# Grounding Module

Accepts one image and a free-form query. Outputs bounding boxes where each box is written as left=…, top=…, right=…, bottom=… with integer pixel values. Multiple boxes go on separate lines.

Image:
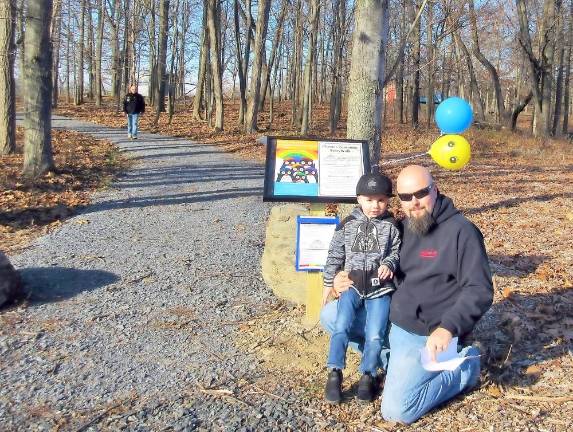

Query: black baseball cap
left=355, top=173, right=394, bottom=197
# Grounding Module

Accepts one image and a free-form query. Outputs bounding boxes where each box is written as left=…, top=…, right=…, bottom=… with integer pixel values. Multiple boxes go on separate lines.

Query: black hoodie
left=123, top=92, right=146, bottom=114
left=390, top=194, right=493, bottom=337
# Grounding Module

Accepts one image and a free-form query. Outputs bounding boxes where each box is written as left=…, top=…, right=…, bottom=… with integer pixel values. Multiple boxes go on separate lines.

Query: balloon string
left=379, top=152, right=428, bottom=165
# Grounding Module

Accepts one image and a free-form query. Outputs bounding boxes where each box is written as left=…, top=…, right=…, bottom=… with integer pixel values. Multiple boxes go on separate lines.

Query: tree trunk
left=147, top=0, right=156, bottom=106
left=259, top=0, right=287, bottom=112
left=452, top=30, right=485, bottom=122
left=109, top=1, right=120, bottom=98
left=193, top=1, right=208, bottom=120
left=153, top=0, right=169, bottom=125
left=329, top=0, right=346, bottom=133
left=552, top=11, right=566, bottom=135
left=346, top=0, right=389, bottom=169
left=95, top=0, right=104, bottom=106
left=244, top=0, right=271, bottom=134
left=301, top=0, right=320, bottom=135
left=23, top=0, right=55, bottom=178
left=75, top=0, right=85, bottom=105
left=0, top=0, right=16, bottom=155
left=563, top=1, right=573, bottom=134
left=425, top=1, right=433, bottom=128
left=515, top=0, right=558, bottom=137
left=86, top=0, right=94, bottom=100
left=409, top=0, right=420, bottom=128
left=206, top=0, right=223, bottom=130
left=50, top=1, right=62, bottom=108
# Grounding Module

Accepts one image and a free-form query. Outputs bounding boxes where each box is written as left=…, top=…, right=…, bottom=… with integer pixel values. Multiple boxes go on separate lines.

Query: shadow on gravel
left=83, top=187, right=261, bottom=213
left=19, top=267, right=120, bottom=303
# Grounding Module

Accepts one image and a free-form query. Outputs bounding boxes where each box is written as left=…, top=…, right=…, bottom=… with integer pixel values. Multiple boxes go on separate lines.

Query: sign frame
left=295, top=215, right=339, bottom=272
left=262, top=136, right=371, bottom=203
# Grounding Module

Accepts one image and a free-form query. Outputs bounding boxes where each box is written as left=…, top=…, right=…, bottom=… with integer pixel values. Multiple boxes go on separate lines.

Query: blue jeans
left=127, top=113, right=139, bottom=137
left=320, top=298, right=390, bottom=370
left=381, top=324, right=481, bottom=424
left=321, top=302, right=480, bottom=424
left=326, top=289, right=390, bottom=375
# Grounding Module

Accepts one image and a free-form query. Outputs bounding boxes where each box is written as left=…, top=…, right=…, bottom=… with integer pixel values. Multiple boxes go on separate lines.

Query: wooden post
left=304, top=202, right=325, bottom=325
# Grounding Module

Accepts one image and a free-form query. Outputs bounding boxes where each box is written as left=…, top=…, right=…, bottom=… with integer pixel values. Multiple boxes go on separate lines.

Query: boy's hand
left=378, top=265, right=393, bottom=280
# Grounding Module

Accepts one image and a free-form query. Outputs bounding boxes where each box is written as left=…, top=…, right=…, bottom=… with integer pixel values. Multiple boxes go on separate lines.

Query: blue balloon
left=435, top=97, right=473, bottom=134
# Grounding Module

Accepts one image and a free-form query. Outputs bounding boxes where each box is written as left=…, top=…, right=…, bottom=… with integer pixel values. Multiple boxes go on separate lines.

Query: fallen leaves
left=0, top=128, right=128, bottom=253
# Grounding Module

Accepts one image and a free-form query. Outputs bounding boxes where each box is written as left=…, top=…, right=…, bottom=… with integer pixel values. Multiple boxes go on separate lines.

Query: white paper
left=298, top=222, right=337, bottom=269
left=419, top=337, right=480, bottom=371
left=317, top=142, right=364, bottom=197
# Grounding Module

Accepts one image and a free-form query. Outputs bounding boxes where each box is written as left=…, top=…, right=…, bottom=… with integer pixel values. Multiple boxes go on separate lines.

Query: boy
left=321, top=173, right=401, bottom=404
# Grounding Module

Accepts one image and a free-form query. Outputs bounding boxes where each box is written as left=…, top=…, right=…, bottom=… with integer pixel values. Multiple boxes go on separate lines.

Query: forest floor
left=2, top=99, right=573, bottom=430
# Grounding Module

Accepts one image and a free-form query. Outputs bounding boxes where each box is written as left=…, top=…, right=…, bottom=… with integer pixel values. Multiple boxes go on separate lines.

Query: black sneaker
left=356, top=373, right=376, bottom=403
left=325, top=369, right=342, bottom=404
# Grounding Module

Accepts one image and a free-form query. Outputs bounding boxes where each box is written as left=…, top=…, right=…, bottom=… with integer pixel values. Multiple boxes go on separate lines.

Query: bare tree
left=301, top=0, right=320, bottom=135
left=470, top=0, right=531, bottom=130
left=75, top=0, right=85, bottom=105
left=515, top=0, right=560, bottom=137
left=153, top=0, right=169, bottom=125
left=193, top=1, right=208, bottom=120
left=95, top=0, right=104, bottom=106
left=346, top=0, right=390, bottom=168
left=23, top=0, right=55, bottom=178
left=206, top=0, right=223, bottom=130
left=0, top=0, right=16, bottom=155
left=244, top=0, right=272, bottom=133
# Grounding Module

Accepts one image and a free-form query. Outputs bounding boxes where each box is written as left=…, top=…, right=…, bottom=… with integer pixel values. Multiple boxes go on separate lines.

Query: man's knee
left=381, top=398, right=420, bottom=425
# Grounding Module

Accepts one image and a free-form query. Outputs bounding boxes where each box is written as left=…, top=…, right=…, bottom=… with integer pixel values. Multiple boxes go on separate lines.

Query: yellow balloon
left=428, top=134, right=471, bottom=171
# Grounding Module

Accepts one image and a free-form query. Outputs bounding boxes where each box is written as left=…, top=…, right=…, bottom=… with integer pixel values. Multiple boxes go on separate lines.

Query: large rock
left=0, top=251, right=22, bottom=308
left=261, top=204, right=308, bottom=304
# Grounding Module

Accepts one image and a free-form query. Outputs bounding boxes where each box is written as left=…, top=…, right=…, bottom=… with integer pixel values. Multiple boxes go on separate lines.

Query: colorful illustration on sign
left=274, top=140, right=320, bottom=196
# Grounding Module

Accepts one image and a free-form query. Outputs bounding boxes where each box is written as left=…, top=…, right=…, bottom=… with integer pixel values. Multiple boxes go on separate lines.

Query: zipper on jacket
left=363, top=219, right=369, bottom=297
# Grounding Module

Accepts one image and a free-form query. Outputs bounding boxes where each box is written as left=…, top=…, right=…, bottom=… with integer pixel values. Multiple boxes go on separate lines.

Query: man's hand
left=378, top=264, right=394, bottom=281
left=425, top=327, right=453, bottom=362
left=332, top=271, right=352, bottom=297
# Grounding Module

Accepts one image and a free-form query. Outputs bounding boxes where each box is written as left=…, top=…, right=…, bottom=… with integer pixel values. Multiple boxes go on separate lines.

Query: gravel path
left=1, top=117, right=322, bottom=431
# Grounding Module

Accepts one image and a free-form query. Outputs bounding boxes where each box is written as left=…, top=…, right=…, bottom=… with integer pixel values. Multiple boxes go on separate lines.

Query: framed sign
left=295, top=216, right=339, bottom=271
left=263, top=136, right=371, bottom=203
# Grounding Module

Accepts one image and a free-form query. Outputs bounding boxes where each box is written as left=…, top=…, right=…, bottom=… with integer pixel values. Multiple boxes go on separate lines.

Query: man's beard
left=406, top=210, right=434, bottom=236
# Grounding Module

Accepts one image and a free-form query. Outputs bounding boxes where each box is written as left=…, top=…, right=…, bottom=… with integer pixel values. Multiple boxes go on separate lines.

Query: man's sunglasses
left=397, top=184, right=434, bottom=201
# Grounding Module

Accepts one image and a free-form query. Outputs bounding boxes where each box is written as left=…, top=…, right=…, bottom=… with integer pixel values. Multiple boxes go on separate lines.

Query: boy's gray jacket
left=323, top=207, right=401, bottom=299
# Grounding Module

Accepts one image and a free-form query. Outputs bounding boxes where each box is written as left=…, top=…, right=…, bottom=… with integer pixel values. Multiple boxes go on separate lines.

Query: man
left=122, top=84, right=145, bottom=139
left=320, top=165, right=493, bottom=424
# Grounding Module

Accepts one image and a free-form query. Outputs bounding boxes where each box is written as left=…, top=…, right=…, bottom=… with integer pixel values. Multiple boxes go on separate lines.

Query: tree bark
left=347, top=0, right=389, bottom=169
left=452, top=29, right=485, bottom=122
left=552, top=11, right=566, bottom=135
left=329, top=0, right=347, bottom=133
left=50, top=1, right=62, bottom=108
left=409, top=0, right=421, bottom=128
left=75, top=0, right=85, bottom=105
left=206, top=0, right=223, bottom=130
left=95, top=0, right=104, bottom=106
left=244, top=0, right=271, bottom=133
left=563, top=1, right=573, bottom=134
left=425, top=1, right=433, bottom=127
left=0, top=0, right=16, bottom=155
left=301, top=0, right=320, bottom=135
left=193, top=0, right=208, bottom=120
left=23, top=0, right=55, bottom=178
left=515, top=0, right=559, bottom=137
left=153, top=0, right=169, bottom=125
